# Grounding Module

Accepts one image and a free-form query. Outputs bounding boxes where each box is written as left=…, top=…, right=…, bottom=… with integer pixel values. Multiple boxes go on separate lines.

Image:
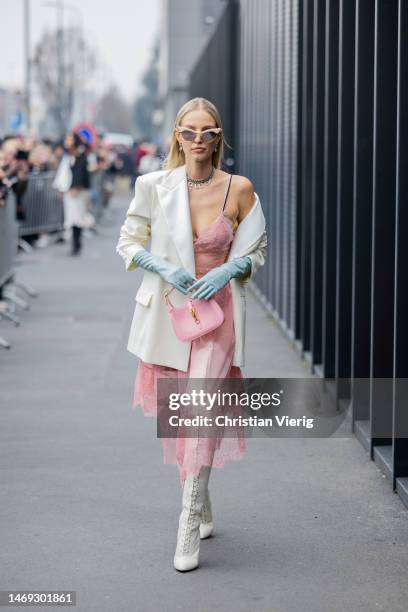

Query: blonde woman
left=116, top=97, right=267, bottom=571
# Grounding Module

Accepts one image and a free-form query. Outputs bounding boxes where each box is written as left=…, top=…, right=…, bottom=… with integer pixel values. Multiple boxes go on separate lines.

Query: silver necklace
left=186, top=166, right=215, bottom=189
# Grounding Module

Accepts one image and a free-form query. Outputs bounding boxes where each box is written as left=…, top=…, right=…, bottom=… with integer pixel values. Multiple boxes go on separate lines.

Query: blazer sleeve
left=240, top=229, right=268, bottom=284
left=115, top=175, right=152, bottom=272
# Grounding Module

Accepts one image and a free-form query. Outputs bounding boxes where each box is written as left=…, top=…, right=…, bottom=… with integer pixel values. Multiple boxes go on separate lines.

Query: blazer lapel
left=156, top=163, right=266, bottom=277
left=156, top=164, right=196, bottom=277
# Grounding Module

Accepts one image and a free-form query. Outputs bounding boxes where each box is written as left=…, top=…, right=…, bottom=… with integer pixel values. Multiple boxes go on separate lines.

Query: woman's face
left=64, top=133, right=75, bottom=150
left=175, top=109, right=221, bottom=163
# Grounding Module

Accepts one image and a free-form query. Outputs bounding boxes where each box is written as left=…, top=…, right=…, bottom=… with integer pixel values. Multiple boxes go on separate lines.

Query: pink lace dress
left=132, top=178, right=246, bottom=482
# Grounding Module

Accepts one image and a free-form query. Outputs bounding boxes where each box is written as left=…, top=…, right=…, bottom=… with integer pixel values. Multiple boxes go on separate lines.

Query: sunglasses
left=175, top=125, right=222, bottom=143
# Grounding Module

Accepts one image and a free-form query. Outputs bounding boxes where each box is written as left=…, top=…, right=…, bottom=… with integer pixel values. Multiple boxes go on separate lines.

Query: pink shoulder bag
left=163, top=286, right=224, bottom=342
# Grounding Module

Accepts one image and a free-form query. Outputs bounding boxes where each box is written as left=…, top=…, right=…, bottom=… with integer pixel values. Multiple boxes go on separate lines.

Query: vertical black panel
left=310, top=0, right=326, bottom=368
left=271, top=0, right=279, bottom=312
left=243, top=0, right=249, bottom=177
left=265, top=0, right=273, bottom=306
left=258, top=0, right=270, bottom=298
left=295, top=0, right=304, bottom=341
left=282, top=0, right=290, bottom=327
left=276, top=0, right=284, bottom=319
left=300, top=0, right=314, bottom=355
left=335, top=0, right=355, bottom=400
left=370, top=0, right=398, bottom=450
left=249, top=0, right=255, bottom=182
left=351, top=0, right=375, bottom=424
left=290, top=0, right=299, bottom=334
left=322, top=0, right=339, bottom=379
left=392, top=0, right=408, bottom=486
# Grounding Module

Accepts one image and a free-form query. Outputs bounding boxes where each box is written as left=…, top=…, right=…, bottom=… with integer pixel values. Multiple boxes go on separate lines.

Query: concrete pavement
left=1, top=191, right=407, bottom=612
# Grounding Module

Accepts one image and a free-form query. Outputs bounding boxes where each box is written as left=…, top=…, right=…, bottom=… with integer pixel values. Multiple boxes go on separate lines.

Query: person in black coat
left=63, top=132, right=91, bottom=255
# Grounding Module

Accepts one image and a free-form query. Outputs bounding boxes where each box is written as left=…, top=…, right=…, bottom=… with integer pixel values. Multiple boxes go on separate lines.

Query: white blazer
left=116, top=163, right=267, bottom=371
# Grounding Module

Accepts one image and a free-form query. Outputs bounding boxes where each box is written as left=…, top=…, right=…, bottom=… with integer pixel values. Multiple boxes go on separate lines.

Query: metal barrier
left=89, top=169, right=112, bottom=222
left=18, top=171, right=64, bottom=237
left=0, top=190, right=18, bottom=348
left=16, top=169, right=114, bottom=238
left=0, top=190, right=18, bottom=286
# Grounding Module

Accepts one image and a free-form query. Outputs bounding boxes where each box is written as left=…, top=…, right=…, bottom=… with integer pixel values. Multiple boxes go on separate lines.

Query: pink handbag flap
left=164, top=288, right=224, bottom=341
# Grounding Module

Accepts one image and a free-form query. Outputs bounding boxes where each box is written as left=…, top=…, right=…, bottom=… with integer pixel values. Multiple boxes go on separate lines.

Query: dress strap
left=222, top=175, right=233, bottom=212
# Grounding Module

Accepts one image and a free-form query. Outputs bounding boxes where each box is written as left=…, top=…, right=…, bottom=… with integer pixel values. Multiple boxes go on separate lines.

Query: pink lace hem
left=132, top=361, right=246, bottom=483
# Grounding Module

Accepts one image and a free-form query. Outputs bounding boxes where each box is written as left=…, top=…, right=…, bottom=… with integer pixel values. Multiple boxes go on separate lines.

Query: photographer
left=0, top=145, right=30, bottom=222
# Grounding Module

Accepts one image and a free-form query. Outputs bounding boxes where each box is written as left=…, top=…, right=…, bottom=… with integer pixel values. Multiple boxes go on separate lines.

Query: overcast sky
left=0, top=0, right=160, bottom=102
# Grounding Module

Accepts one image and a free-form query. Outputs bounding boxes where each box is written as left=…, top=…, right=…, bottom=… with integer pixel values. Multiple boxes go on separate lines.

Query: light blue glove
left=189, top=256, right=252, bottom=300
left=132, top=249, right=196, bottom=295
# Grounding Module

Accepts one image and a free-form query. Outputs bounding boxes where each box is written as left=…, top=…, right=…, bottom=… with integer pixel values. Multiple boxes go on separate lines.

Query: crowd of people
left=0, top=131, right=165, bottom=256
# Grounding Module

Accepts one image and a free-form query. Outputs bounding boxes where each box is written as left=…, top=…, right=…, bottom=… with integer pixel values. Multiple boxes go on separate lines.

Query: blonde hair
left=162, top=97, right=231, bottom=171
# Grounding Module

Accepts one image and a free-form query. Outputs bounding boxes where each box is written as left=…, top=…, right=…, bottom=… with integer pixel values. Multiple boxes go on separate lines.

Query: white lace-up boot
left=200, top=489, right=214, bottom=539
left=174, top=466, right=211, bottom=572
